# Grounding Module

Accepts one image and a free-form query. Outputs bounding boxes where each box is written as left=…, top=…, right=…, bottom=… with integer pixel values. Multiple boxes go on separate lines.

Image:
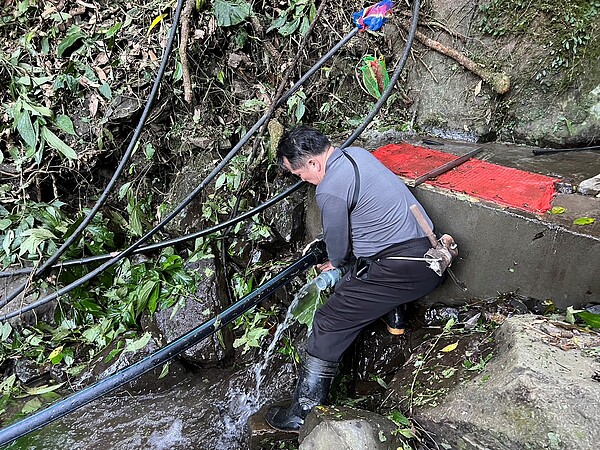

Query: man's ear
left=307, top=158, right=320, bottom=172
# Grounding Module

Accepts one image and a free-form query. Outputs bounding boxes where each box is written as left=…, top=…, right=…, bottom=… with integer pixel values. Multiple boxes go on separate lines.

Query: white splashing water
left=216, top=280, right=324, bottom=447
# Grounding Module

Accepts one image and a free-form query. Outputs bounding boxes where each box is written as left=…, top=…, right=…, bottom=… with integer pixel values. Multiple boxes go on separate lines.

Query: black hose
left=342, top=0, right=420, bottom=149
left=0, top=28, right=357, bottom=317
left=0, top=243, right=327, bottom=447
left=0, top=182, right=304, bottom=279
left=0, top=3, right=421, bottom=442
left=532, top=145, right=600, bottom=155
left=0, top=0, right=187, bottom=308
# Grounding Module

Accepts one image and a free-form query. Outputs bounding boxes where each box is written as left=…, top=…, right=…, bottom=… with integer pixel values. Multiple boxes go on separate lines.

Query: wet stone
left=423, top=304, right=460, bottom=326
left=352, top=322, right=410, bottom=381
left=14, top=358, right=48, bottom=385
left=298, top=405, right=404, bottom=450
left=146, top=258, right=233, bottom=367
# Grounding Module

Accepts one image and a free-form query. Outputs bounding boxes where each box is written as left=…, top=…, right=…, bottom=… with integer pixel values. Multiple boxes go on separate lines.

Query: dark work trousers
left=307, top=237, right=443, bottom=362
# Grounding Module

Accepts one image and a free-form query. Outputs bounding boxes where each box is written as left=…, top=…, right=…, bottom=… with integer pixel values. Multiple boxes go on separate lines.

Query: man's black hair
left=277, top=125, right=331, bottom=170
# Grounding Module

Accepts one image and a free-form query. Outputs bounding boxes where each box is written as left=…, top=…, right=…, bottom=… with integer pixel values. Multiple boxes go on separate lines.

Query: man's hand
left=317, top=261, right=335, bottom=272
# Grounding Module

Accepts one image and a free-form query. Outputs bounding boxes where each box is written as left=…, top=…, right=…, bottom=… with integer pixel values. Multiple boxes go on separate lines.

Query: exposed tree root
left=402, top=22, right=511, bottom=94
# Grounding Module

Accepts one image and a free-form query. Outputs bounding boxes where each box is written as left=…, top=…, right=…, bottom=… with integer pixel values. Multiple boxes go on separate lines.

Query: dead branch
left=402, top=22, right=511, bottom=94
left=180, top=0, right=195, bottom=104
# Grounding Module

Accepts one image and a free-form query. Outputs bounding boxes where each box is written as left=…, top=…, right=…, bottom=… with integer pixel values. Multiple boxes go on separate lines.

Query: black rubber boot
left=382, top=304, right=406, bottom=335
left=265, top=354, right=338, bottom=432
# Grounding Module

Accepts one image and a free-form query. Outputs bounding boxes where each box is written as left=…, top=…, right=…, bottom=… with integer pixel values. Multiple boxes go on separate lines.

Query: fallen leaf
left=573, top=217, right=595, bottom=226
left=88, top=94, right=99, bottom=117
left=148, top=13, right=167, bottom=34
left=474, top=80, right=482, bottom=96
left=441, top=341, right=459, bottom=352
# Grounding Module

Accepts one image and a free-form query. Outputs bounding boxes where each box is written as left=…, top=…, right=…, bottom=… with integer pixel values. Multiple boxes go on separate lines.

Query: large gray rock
left=299, top=405, right=405, bottom=450
left=145, top=258, right=233, bottom=367
left=0, top=274, right=55, bottom=326
left=414, top=314, right=600, bottom=450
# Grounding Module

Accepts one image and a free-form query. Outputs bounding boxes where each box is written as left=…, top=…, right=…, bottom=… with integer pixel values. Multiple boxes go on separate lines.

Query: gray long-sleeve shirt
left=316, top=146, right=434, bottom=267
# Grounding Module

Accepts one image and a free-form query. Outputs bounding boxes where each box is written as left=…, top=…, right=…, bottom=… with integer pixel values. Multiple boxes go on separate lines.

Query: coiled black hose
left=0, top=29, right=358, bottom=319
left=0, top=0, right=187, bottom=308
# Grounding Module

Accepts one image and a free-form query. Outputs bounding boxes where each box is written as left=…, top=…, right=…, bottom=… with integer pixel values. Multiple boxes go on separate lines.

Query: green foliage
left=287, top=89, right=306, bottom=124
left=0, top=198, right=118, bottom=267
left=387, top=410, right=416, bottom=442
left=267, top=0, right=316, bottom=36
left=233, top=306, right=273, bottom=354
left=213, top=0, right=252, bottom=27
left=117, top=182, right=154, bottom=237
left=478, top=0, right=600, bottom=76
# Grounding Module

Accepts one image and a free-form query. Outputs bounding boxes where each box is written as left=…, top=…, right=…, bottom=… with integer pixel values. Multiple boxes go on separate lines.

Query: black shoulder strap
left=342, top=150, right=360, bottom=212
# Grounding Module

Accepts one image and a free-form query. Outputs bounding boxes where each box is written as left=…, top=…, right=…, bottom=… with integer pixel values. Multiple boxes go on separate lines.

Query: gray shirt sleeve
left=316, top=192, right=352, bottom=268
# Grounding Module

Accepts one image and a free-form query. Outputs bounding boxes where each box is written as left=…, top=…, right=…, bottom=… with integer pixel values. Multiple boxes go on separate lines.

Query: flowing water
left=9, top=282, right=325, bottom=450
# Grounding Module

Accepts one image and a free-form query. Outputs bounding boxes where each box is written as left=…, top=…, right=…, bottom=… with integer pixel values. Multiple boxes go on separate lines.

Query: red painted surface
left=373, top=143, right=560, bottom=214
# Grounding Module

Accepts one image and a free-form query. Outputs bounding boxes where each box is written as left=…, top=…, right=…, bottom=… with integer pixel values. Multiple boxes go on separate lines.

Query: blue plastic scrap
left=352, top=0, right=395, bottom=31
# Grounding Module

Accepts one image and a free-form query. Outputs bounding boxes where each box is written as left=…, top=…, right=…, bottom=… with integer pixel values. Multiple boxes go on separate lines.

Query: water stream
left=9, top=281, right=325, bottom=450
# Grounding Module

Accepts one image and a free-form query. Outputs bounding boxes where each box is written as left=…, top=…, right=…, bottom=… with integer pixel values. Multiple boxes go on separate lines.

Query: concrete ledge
left=412, top=184, right=600, bottom=309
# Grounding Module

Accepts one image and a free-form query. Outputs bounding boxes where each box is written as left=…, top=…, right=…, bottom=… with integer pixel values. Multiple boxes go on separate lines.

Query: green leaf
left=118, top=181, right=133, bottom=200
left=54, top=114, right=76, bottom=135
left=99, top=82, right=112, bottom=100
left=124, top=332, right=151, bottom=353
left=398, top=428, right=416, bottom=439
left=158, top=362, right=170, bottom=379
left=0, top=218, right=11, bottom=231
left=22, top=102, right=53, bottom=117
left=575, top=311, right=600, bottom=328
left=566, top=306, right=583, bottom=324
left=573, top=217, right=595, bottom=225
left=266, top=15, right=287, bottom=33
left=0, top=374, right=16, bottom=394
left=213, top=0, right=252, bottom=27
left=550, top=206, right=565, bottom=214
left=42, top=126, right=78, bottom=160
left=23, top=383, right=65, bottom=396
left=57, top=26, right=85, bottom=57
left=135, top=280, right=159, bottom=312
left=388, top=410, right=410, bottom=427
left=18, top=228, right=57, bottom=256
left=278, top=17, right=300, bottom=36
left=292, top=282, right=326, bottom=328
left=173, top=61, right=183, bottom=82
left=130, top=205, right=144, bottom=236
left=21, top=398, right=42, bottom=415
left=104, top=22, right=122, bottom=38
left=0, top=322, right=12, bottom=342
left=233, top=327, right=269, bottom=353
left=16, top=109, right=37, bottom=148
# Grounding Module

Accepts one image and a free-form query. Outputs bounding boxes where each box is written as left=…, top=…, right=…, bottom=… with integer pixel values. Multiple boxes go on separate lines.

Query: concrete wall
left=413, top=186, right=599, bottom=309
left=305, top=184, right=600, bottom=310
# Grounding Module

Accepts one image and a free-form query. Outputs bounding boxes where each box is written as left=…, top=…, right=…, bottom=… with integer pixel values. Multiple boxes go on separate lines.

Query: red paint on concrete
left=373, top=143, right=560, bottom=214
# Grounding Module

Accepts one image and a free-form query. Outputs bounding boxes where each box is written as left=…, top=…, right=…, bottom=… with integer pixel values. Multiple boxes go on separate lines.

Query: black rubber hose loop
left=0, top=29, right=358, bottom=317
left=0, top=0, right=187, bottom=308
left=0, top=182, right=304, bottom=278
